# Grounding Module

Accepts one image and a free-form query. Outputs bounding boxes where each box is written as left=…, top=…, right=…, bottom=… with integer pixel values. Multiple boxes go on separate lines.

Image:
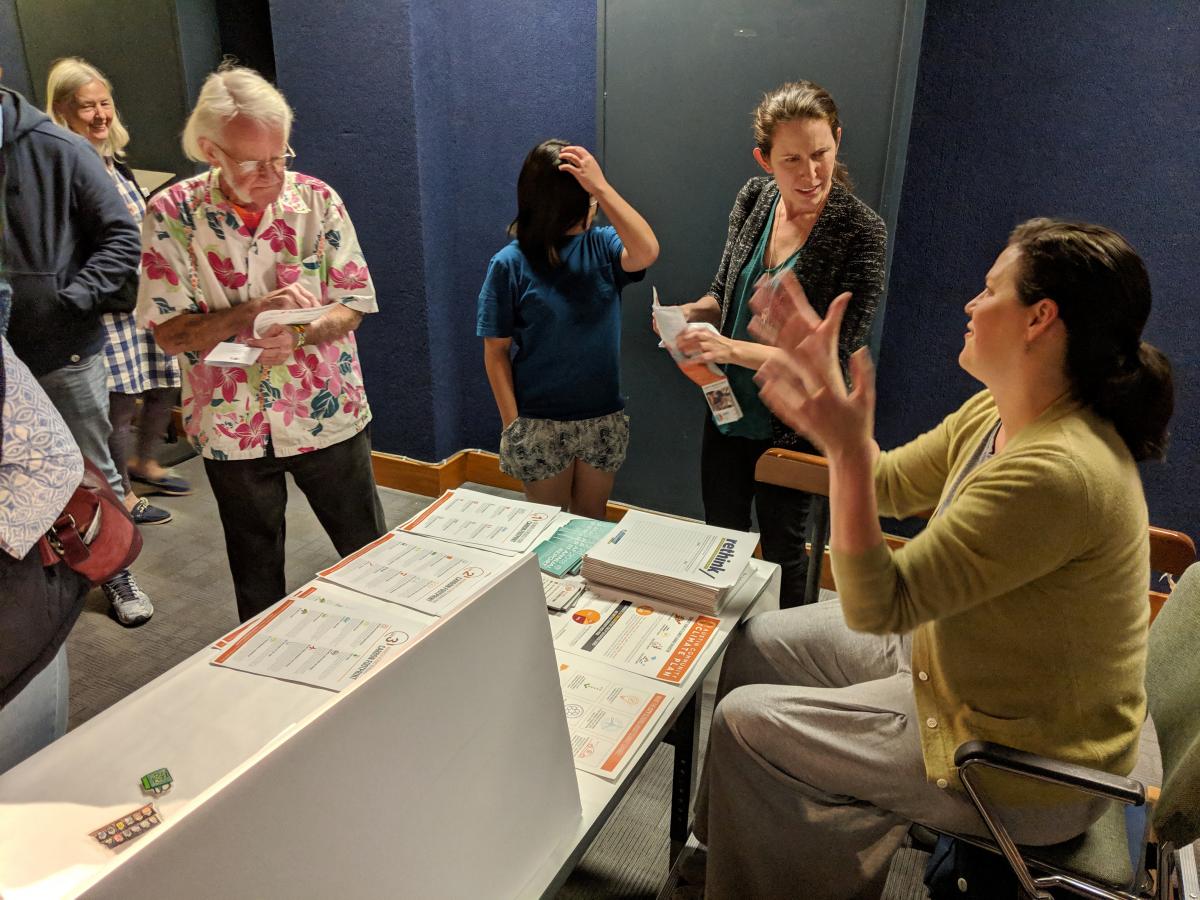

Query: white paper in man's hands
left=204, top=341, right=263, bottom=367
left=651, top=287, right=743, bottom=425
left=252, top=305, right=329, bottom=338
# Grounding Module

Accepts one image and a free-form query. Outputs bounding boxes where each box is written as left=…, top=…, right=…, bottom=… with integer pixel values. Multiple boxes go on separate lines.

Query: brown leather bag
left=37, top=458, right=143, bottom=584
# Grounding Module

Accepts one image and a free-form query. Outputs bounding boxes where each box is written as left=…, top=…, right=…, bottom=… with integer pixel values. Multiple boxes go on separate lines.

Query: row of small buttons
left=915, top=667, right=947, bottom=788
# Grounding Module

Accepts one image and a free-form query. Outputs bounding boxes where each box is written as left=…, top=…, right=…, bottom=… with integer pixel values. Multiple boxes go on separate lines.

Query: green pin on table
left=139, top=767, right=173, bottom=794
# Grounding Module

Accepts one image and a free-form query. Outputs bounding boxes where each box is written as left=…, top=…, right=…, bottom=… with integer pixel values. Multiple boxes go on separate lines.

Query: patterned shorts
left=499, top=411, right=630, bottom=483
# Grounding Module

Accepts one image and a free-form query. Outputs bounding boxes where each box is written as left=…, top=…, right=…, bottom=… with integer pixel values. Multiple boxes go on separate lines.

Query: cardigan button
left=936, top=778, right=949, bottom=789
left=926, top=717, right=938, bottom=729
left=917, top=671, right=929, bottom=681
left=70, top=354, right=81, bottom=363
left=957, top=877, right=969, bottom=892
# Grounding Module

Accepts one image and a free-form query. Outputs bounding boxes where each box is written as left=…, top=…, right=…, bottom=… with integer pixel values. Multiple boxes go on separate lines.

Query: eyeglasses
left=213, top=141, right=296, bottom=177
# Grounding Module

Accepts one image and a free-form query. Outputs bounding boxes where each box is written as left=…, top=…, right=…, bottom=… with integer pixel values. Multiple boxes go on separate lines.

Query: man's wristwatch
left=289, top=323, right=307, bottom=349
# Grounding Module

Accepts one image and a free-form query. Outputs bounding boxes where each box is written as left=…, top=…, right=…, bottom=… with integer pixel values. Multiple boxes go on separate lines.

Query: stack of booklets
left=534, top=515, right=617, bottom=577
left=581, top=510, right=758, bottom=614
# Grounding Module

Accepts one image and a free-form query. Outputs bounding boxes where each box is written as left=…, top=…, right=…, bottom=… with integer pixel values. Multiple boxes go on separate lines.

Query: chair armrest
left=955, top=740, right=1146, bottom=806
left=754, top=449, right=829, bottom=495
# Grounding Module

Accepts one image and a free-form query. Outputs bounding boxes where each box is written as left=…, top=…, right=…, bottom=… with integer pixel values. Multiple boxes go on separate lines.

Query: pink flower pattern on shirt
left=135, top=169, right=377, bottom=461
left=341, top=382, right=365, bottom=418
left=262, top=220, right=299, bottom=256
left=275, top=263, right=301, bottom=287
left=216, top=411, right=270, bottom=451
left=330, top=261, right=370, bottom=290
left=187, top=364, right=219, bottom=415
left=142, top=249, right=180, bottom=285
left=274, top=381, right=312, bottom=427
left=207, top=252, right=249, bottom=289
left=288, top=348, right=341, bottom=397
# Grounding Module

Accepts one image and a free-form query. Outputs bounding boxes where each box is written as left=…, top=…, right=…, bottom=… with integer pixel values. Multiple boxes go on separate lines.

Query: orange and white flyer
left=555, top=652, right=676, bottom=781
left=652, top=288, right=743, bottom=425
left=548, top=589, right=723, bottom=685
left=209, top=586, right=434, bottom=691
left=398, top=487, right=558, bottom=555
left=318, top=530, right=503, bottom=616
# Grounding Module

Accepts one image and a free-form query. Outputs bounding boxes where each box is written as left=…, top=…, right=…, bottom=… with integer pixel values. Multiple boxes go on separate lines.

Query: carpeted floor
left=66, top=454, right=699, bottom=898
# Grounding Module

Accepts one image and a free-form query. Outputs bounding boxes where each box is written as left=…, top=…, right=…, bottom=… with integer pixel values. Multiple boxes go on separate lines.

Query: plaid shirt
left=102, top=160, right=179, bottom=394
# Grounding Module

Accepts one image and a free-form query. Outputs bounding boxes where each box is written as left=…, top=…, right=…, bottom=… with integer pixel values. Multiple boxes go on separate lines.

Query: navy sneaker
left=130, top=497, right=172, bottom=526
left=130, top=470, right=192, bottom=496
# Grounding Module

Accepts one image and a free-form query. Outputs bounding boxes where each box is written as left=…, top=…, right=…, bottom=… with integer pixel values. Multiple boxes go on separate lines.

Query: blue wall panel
left=0, top=0, right=32, bottom=98
left=271, top=0, right=437, bottom=459
left=410, top=0, right=596, bottom=459
left=272, top=0, right=596, bottom=462
left=878, top=2, right=1200, bottom=542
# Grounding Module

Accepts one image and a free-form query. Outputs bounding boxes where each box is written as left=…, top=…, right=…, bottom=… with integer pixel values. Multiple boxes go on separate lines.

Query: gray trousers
left=692, top=601, right=1105, bottom=899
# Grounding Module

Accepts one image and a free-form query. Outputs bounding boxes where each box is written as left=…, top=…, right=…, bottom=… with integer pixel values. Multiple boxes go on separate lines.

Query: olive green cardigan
left=832, top=390, right=1149, bottom=800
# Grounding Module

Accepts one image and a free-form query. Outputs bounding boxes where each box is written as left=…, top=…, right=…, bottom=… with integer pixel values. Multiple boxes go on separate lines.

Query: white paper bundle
left=581, top=510, right=758, bottom=613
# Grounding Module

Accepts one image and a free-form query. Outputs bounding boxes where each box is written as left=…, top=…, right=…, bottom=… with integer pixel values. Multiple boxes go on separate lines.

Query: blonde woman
left=46, top=57, right=189, bottom=527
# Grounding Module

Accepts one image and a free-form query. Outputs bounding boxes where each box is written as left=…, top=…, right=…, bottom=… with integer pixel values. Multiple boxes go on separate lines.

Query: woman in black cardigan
left=674, top=81, right=887, bottom=608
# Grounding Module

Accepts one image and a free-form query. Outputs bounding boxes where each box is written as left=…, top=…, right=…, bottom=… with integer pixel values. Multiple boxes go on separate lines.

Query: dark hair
left=508, top=139, right=590, bottom=269
left=1008, top=218, right=1174, bottom=461
left=752, top=81, right=851, bottom=189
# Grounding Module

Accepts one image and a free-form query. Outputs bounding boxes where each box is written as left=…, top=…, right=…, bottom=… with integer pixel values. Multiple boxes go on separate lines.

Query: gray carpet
left=65, top=455, right=699, bottom=898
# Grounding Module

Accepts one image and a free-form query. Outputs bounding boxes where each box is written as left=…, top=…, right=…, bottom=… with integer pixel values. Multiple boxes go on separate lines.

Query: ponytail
left=1081, top=342, right=1174, bottom=461
left=1008, top=218, right=1175, bottom=461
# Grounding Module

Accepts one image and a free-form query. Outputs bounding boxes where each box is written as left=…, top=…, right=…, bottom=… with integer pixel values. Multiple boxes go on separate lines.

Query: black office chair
left=887, top=561, right=1200, bottom=899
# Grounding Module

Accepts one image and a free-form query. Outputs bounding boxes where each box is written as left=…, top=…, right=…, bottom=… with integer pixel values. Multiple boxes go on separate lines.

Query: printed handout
left=534, top=514, right=616, bottom=577
left=210, top=584, right=434, bottom=691
left=548, top=589, right=722, bottom=684
left=252, top=305, right=329, bottom=338
left=556, top=653, right=675, bottom=780
left=203, top=341, right=262, bottom=367
left=543, top=573, right=586, bottom=612
left=399, top=488, right=558, bottom=555
left=581, top=509, right=757, bottom=612
left=652, top=287, right=743, bottom=425
left=318, top=531, right=502, bottom=616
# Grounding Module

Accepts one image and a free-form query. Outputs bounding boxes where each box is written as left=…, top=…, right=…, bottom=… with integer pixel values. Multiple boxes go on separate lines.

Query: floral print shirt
left=135, top=169, right=376, bottom=460
left=1, top=337, right=83, bottom=558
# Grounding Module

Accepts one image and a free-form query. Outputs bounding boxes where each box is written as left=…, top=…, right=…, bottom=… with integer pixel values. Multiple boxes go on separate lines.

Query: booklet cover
left=581, top=510, right=758, bottom=612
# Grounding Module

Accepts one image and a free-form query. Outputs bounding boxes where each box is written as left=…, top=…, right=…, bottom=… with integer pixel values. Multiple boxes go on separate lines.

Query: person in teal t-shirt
left=478, top=140, right=659, bottom=519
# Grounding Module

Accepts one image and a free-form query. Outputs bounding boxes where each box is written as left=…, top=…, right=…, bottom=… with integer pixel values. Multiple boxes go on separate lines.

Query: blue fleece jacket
left=0, top=87, right=140, bottom=376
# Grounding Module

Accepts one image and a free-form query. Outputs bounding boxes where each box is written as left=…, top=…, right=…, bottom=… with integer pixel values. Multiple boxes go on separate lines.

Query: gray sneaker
left=102, top=570, right=154, bottom=627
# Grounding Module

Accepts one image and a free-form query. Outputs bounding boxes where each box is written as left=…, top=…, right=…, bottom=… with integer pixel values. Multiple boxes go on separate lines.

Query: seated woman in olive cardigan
left=688, top=218, right=1175, bottom=899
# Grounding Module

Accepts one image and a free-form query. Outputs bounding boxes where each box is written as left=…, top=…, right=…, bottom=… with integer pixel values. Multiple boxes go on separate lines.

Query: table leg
left=669, top=690, right=702, bottom=859
left=805, top=496, right=830, bottom=606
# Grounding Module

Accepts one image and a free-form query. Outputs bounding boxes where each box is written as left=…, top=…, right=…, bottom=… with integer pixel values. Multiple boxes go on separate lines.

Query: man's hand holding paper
left=244, top=285, right=332, bottom=364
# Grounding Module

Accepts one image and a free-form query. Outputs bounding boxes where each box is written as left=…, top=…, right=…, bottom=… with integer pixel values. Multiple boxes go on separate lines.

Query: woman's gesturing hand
left=751, top=271, right=875, bottom=461
left=557, top=145, right=610, bottom=196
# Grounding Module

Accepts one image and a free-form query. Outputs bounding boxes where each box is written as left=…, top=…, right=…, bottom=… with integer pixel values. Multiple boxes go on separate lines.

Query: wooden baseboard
left=173, top=402, right=632, bottom=521
left=370, top=449, right=519, bottom=497
left=370, top=449, right=632, bottom=522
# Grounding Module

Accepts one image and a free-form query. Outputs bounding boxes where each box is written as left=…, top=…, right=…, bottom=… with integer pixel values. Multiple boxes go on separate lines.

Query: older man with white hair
left=136, top=65, right=385, bottom=622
